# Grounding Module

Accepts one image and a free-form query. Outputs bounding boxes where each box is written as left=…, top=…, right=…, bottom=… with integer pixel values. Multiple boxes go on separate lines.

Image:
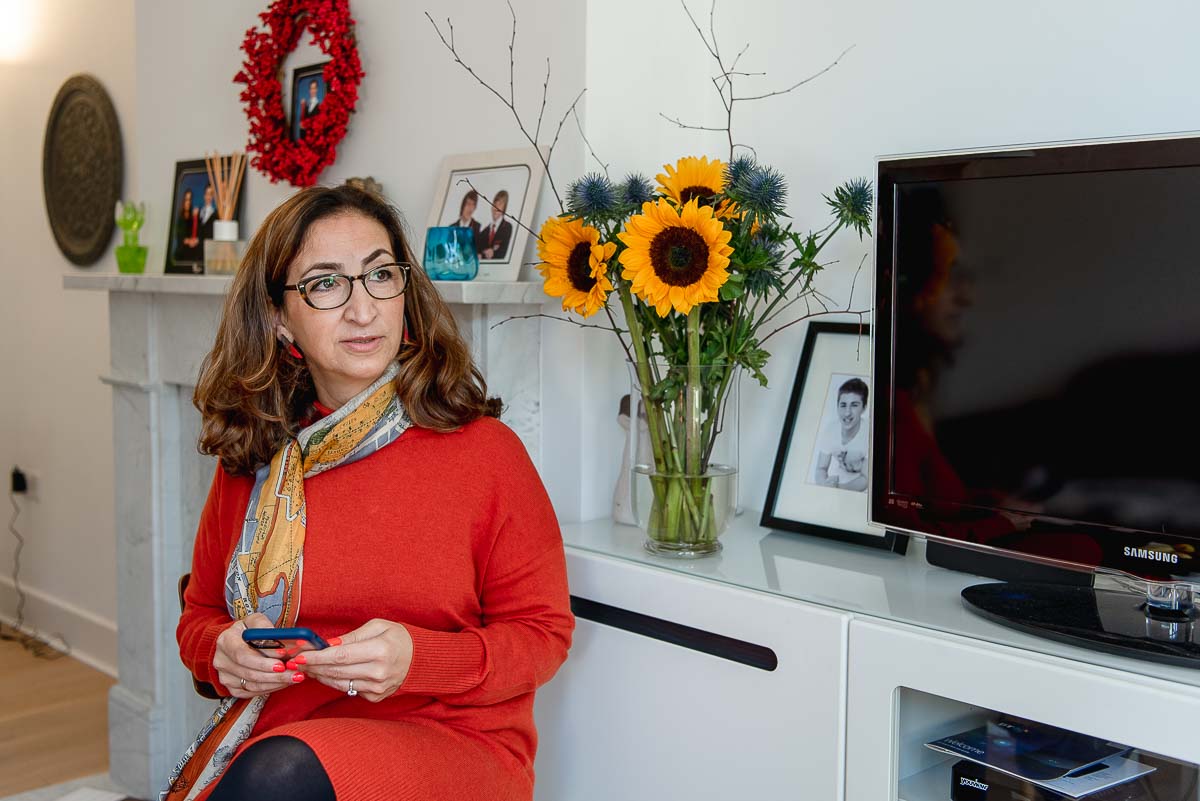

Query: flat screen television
left=871, top=134, right=1200, bottom=666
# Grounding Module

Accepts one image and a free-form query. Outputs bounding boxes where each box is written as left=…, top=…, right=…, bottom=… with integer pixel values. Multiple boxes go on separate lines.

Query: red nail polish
left=286, top=660, right=298, bottom=670
left=329, top=636, right=342, bottom=646
left=277, top=649, right=289, bottom=657
left=272, top=663, right=286, bottom=673
left=294, top=655, right=307, bottom=665
left=292, top=673, right=305, bottom=683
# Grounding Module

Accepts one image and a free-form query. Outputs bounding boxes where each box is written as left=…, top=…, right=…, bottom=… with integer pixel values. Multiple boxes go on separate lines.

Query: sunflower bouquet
left=538, top=154, right=872, bottom=554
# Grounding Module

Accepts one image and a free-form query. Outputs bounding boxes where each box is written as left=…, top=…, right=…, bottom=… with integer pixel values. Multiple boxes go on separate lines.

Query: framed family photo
left=426, top=148, right=545, bottom=281
left=165, top=158, right=244, bottom=275
left=291, top=61, right=330, bottom=142
left=761, top=322, right=907, bottom=553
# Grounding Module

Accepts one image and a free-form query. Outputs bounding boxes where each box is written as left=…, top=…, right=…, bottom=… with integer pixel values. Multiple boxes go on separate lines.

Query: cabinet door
left=533, top=549, right=850, bottom=801
left=845, top=618, right=1200, bottom=801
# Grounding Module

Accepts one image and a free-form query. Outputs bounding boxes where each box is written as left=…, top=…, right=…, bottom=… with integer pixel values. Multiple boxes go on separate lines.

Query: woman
left=168, top=185, right=574, bottom=801
left=173, top=187, right=199, bottom=264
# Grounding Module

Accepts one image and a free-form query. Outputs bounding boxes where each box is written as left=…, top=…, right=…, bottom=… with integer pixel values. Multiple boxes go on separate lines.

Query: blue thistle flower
left=734, top=165, right=788, bottom=218
left=566, top=173, right=617, bottom=218
left=825, top=177, right=873, bottom=239
left=724, top=154, right=757, bottom=189
left=618, top=173, right=655, bottom=208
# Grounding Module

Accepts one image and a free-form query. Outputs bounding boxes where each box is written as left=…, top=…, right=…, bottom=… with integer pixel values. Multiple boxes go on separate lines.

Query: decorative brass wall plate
left=43, top=74, right=123, bottom=266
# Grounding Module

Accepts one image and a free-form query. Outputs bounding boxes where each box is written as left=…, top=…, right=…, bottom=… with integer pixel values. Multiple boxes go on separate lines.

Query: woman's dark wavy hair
left=194, top=184, right=499, bottom=476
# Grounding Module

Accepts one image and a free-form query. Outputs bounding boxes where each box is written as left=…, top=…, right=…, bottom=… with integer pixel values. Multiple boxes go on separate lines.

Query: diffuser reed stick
left=204, top=151, right=246, bottom=221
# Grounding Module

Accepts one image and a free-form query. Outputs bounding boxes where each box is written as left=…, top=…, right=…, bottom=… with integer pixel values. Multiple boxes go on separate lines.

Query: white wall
left=584, top=0, right=1200, bottom=515
left=0, top=0, right=135, bottom=675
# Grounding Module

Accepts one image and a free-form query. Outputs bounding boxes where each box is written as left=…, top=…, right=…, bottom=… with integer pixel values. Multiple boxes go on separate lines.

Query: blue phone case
left=242, top=627, right=329, bottom=650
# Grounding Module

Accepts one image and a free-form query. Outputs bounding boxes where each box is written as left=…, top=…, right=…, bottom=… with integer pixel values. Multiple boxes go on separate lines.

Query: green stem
left=619, top=287, right=668, bottom=474
left=699, top=365, right=734, bottom=466
left=686, top=307, right=701, bottom=477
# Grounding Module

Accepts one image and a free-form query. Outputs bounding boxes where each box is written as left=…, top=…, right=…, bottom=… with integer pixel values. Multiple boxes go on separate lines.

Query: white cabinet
left=534, top=548, right=851, bottom=801
left=846, top=618, right=1200, bottom=801
left=540, top=520, right=1200, bottom=800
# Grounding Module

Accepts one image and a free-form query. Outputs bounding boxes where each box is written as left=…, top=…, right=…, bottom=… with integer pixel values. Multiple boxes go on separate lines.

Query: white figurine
left=613, top=394, right=653, bottom=525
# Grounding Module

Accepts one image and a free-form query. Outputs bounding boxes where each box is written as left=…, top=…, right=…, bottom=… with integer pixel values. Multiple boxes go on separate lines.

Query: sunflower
left=537, top=216, right=616, bottom=317
left=618, top=199, right=733, bottom=316
left=656, top=155, right=727, bottom=205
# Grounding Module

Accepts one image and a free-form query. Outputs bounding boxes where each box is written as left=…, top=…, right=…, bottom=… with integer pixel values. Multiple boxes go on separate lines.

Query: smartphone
left=242, top=626, right=329, bottom=656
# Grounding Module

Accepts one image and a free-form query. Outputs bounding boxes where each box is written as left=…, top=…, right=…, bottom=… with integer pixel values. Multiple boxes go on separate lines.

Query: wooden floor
left=0, top=635, right=115, bottom=798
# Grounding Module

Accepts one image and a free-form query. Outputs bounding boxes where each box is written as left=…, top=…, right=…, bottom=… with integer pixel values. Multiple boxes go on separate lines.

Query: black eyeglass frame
left=283, top=262, right=412, bottom=310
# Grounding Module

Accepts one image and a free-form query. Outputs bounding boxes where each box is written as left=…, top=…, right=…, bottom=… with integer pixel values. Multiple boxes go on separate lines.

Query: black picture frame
left=291, top=61, right=331, bottom=142
left=165, top=158, right=244, bottom=275
left=761, top=321, right=908, bottom=554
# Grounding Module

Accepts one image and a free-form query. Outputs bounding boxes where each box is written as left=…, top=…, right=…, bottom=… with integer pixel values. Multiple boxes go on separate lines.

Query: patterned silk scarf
left=163, top=362, right=410, bottom=801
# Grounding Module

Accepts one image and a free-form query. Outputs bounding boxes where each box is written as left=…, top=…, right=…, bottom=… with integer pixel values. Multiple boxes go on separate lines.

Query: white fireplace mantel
left=63, top=272, right=549, bottom=304
left=64, top=272, right=547, bottom=799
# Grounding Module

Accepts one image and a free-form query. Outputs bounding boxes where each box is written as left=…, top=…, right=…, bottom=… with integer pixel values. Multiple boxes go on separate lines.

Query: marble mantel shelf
left=63, top=272, right=549, bottom=305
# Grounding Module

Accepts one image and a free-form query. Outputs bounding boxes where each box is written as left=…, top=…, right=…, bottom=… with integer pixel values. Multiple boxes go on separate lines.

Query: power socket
left=11, top=466, right=28, bottom=494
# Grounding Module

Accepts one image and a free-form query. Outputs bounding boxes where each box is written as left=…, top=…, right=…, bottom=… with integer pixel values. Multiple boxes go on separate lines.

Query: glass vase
left=628, top=361, right=740, bottom=557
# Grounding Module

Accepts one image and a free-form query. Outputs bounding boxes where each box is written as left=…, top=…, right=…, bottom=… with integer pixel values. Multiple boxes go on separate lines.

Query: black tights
left=206, top=735, right=335, bottom=801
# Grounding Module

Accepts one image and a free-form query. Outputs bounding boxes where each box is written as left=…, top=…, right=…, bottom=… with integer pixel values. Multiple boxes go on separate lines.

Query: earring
left=279, top=336, right=304, bottom=360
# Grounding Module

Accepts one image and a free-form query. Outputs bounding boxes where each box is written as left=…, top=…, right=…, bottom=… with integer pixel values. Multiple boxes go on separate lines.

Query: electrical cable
left=0, top=490, right=69, bottom=659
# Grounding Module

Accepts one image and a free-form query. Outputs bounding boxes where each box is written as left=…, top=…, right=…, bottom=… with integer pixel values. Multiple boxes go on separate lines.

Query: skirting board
left=0, top=576, right=117, bottom=677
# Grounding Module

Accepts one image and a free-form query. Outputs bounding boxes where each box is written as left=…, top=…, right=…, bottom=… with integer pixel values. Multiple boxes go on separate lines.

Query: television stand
left=962, top=581, right=1200, bottom=668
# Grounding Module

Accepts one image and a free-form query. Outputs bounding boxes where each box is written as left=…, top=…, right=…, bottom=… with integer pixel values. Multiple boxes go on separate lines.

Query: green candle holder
left=114, top=200, right=147, bottom=274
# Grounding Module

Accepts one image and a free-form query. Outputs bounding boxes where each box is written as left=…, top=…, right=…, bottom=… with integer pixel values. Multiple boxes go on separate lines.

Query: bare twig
left=759, top=257, right=873, bottom=344
left=734, top=45, right=854, bottom=101
left=760, top=307, right=872, bottom=344
left=707, top=0, right=722, bottom=64
left=846, top=253, right=867, bottom=308
left=549, top=88, right=587, bottom=153
left=728, top=42, right=751, bottom=75
left=605, top=305, right=634, bottom=363
left=711, top=76, right=732, bottom=113
left=426, top=9, right=574, bottom=211
left=491, top=313, right=628, bottom=335
left=679, top=0, right=718, bottom=61
left=507, top=1, right=517, bottom=106
left=458, top=178, right=541, bottom=241
left=670, top=0, right=853, bottom=161
left=759, top=294, right=801, bottom=328
left=573, top=107, right=610, bottom=177
left=731, top=142, right=759, bottom=159
left=534, top=57, right=550, bottom=144
left=659, top=113, right=727, bottom=132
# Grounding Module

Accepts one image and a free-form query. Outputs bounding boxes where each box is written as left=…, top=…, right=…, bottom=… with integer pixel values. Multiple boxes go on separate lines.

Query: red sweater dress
left=176, top=416, right=575, bottom=801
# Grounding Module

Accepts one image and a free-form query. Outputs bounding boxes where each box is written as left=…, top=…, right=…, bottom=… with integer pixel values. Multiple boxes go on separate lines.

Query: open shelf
left=895, top=689, right=1199, bottom=801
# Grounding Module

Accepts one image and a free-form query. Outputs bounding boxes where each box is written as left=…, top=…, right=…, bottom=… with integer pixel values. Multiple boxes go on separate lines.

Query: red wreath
left=234, top=0, right=364, bottom=187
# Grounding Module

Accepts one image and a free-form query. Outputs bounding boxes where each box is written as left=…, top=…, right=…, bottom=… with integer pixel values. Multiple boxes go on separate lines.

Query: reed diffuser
left=202, top=151, right=247, bottom=274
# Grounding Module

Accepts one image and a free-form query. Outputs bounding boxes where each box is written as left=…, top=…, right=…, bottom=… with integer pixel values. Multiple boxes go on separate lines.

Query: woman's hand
left=299, top=619, right=414, bottom=703
left=212, top=613, right=305, bottom=699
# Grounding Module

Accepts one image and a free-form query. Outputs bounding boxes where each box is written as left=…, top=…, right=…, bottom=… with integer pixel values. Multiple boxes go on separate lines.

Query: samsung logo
left=960, top=777, right=989, bottom=791
left=1124, top=547, right=1179, bottom=565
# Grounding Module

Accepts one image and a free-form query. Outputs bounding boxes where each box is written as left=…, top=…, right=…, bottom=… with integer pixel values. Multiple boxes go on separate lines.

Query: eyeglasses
left=284, top=262, right=411, bottom=310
